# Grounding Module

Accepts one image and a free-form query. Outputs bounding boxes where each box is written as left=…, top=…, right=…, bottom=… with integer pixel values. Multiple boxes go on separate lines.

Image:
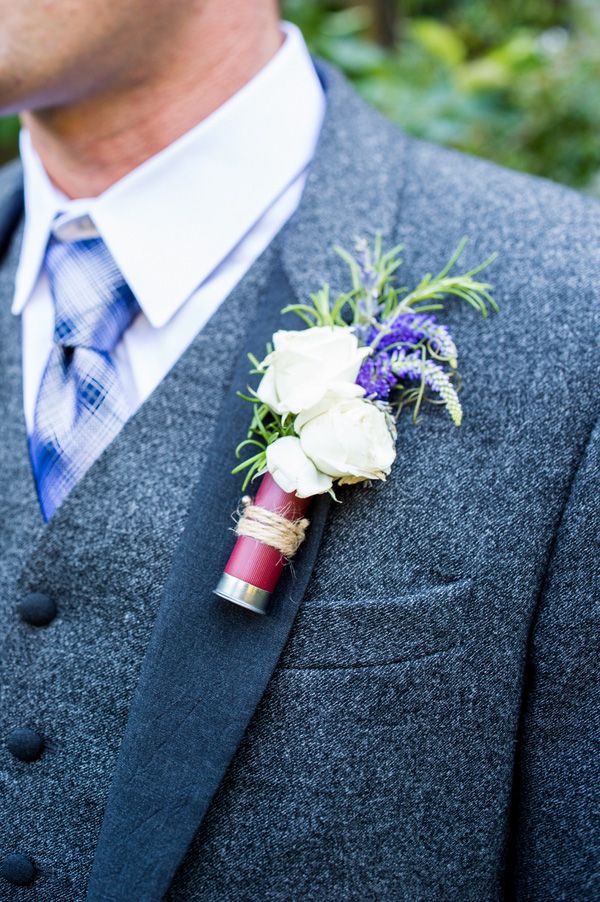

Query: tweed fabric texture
left=0, top=62, right=599, bottom=900
left=31, top=235, right=142, bottom=519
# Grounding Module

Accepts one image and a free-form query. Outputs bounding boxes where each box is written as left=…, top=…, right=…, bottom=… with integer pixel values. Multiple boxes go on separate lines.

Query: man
left=0, top=1, right=597, bottom=899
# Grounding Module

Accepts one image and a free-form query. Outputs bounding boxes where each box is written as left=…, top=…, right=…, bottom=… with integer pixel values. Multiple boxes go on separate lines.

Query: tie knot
left=45, top=234, right=140, bottom=353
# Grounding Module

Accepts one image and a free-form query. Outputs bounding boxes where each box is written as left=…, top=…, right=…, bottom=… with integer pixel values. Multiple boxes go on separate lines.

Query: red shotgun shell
left=213, top=473, right=311, bottom=613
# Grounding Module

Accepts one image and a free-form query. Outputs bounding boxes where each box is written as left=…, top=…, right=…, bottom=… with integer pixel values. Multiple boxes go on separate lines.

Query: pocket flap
left=280, top=578, right=475, bottom=669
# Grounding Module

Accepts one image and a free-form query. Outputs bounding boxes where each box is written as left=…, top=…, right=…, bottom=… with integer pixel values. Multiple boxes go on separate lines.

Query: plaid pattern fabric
left=29, top=233, right=141, bottom=520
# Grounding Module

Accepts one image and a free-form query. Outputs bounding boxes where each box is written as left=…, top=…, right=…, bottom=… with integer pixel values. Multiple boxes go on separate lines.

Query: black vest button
left=0, top=853, right=36, bottom=886
left=17, top=591, right=57, bottom=626
left=6, top=727, right=45, bottom=762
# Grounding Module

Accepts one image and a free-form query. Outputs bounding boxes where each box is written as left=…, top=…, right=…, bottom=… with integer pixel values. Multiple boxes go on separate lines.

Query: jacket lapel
left=87, top=62, right=408, bottom=901
left=86, top=256, right=330, bottom=902
left=0, top=161, right=23, bottom=259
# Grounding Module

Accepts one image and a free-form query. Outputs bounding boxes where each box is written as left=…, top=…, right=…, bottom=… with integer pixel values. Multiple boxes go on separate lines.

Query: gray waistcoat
left=0, top=210, right=282, bottom=897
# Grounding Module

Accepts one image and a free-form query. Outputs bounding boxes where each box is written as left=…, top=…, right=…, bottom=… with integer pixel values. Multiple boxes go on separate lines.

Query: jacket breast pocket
left=279, top=578, right=476, bottom=670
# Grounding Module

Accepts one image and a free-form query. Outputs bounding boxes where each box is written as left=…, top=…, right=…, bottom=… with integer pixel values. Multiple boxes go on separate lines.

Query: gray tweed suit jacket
left=0, top=62, right=598, bottom=901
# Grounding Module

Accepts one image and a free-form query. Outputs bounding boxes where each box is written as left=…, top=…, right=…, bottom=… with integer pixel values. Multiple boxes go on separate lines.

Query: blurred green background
left=2, top=0, right=599, bottom=196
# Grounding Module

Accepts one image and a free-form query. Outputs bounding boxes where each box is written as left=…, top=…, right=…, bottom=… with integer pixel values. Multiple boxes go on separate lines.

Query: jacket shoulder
left=402, top=134, right=600, bottom=251
left=320, top=60, right=599, bottom=281
left=369, top=122, right=599, bottom=427
left=381, top=129, right=599, bottom=335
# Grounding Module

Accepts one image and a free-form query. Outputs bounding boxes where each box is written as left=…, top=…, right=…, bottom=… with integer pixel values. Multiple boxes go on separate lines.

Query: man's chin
left=0, top=70, right=80, bottom=119
left=0, top=82, right=43, bottom=118
left=0, top=82, right=25, bottom=118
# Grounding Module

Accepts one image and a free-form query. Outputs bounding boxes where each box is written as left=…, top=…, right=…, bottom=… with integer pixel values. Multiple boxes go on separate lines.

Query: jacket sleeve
left=506, top=413, right=600, bottom=900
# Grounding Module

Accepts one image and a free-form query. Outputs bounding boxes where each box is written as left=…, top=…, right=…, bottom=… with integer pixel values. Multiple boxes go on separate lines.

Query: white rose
left=266, top=436, right=333, bottom=498
left=296, top=397, right=397, bottom=484
left=257, top=326, right=370, bottom=417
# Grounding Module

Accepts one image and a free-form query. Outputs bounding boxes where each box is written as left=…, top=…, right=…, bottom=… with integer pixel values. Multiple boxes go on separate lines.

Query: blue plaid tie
left=30, top=232, right=141, bottom=520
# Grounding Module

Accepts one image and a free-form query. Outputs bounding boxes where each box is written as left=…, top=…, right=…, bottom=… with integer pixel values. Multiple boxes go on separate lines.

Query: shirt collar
left=13, top=21, right=325, bottom=327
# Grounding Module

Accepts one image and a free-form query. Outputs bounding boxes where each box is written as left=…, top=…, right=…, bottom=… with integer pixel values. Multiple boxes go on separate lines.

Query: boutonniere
left=215, top=237, right=498, bottom=613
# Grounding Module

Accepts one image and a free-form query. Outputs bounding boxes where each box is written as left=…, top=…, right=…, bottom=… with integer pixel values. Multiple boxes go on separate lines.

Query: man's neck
left=21, top=9, right=282, bottom=199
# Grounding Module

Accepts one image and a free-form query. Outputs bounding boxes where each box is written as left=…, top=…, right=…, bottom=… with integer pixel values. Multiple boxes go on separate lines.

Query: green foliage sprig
left=282, top=235, right=498, bottom=331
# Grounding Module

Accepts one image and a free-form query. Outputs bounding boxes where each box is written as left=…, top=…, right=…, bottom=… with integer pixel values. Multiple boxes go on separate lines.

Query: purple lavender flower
left=368, top=313, right=457, bottom=366
left=356, top=307, right=462, bottom=422
left=356, top=345, right=462, bottom=424
left=389, top=349, right=462, bottom=425
left=356, top=354, right=399, bottom=400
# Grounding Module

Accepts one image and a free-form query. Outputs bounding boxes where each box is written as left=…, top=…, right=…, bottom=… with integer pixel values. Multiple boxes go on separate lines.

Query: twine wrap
left=235, top=495, right=310, bottom=560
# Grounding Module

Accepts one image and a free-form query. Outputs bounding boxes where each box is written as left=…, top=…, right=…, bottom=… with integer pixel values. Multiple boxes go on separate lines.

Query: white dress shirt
left=13, top=22, right=325, bottom=433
